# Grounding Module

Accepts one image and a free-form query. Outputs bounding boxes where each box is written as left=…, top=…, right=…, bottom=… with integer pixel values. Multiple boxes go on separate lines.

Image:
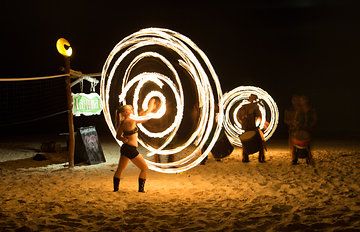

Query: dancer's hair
left=115, top=105, right=132, bottom=128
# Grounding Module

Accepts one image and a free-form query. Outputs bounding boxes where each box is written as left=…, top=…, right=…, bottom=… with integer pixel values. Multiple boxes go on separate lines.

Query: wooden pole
left=64, top=57, right=75, bottom=168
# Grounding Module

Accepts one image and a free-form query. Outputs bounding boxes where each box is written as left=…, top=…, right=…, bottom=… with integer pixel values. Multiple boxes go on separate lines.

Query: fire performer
left=113, top=98, right=157, bottom=192
left=238, top=94, right=266, bottom=163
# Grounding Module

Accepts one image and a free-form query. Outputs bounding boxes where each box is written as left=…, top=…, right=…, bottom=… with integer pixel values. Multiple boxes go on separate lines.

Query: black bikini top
left=123, top=127, right=138, bottom=136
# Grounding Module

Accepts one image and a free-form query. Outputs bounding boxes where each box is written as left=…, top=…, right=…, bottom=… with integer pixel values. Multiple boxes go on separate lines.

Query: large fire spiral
left=100, top=28, right=223, bottom=173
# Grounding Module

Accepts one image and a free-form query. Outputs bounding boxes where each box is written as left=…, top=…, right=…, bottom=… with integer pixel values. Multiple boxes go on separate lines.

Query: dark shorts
left=120, top=143, right=139, bottom=159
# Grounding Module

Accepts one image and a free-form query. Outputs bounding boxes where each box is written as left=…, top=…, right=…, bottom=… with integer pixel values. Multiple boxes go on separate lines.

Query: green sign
left=72, top=93, right=102, bottom=116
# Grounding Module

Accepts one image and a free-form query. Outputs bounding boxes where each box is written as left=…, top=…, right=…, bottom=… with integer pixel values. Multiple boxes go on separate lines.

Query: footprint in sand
left=271, top=204, right=293, bottom=213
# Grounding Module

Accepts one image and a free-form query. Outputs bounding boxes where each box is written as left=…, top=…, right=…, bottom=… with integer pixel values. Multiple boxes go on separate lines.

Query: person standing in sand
left=285, top=94, right=317, bottom=165
left=284, top=94, right=301, bottom=155
left=113, top=98, right=157, bottom=192
left=237, top=94, right=266, bottom=163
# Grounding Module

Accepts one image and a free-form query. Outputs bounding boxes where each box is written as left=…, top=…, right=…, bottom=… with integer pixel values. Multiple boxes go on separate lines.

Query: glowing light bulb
left=56, top=38, right=72, bottom=57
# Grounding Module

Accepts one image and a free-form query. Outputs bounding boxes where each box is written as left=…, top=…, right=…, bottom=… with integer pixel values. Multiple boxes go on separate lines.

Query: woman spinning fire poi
left=113, top=98, right=158, bottom=192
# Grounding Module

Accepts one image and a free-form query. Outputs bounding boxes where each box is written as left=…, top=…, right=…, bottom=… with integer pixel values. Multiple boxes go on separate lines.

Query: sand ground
left=0, top=135, right=359, bottom=232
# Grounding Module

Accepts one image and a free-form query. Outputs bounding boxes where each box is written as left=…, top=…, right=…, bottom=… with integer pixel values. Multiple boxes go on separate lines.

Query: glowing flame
left=100, top=28, right=223, bottom=173
left=222, top=86, right=279, bottom=147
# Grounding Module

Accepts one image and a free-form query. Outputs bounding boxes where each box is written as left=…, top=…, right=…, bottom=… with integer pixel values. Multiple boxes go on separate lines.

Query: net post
left=64, top=57, right=75, bottom=168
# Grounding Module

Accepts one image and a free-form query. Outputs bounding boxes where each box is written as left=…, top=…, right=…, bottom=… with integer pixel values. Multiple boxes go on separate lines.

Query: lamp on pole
left=56, top=38, right=75, bottom=168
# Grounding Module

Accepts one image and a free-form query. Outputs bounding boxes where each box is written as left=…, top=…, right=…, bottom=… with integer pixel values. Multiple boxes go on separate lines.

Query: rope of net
left=0, top=73, right=69, bottom=82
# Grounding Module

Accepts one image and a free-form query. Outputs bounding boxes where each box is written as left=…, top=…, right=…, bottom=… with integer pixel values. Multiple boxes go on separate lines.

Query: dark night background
left=1, top=0, right=359, bottom=140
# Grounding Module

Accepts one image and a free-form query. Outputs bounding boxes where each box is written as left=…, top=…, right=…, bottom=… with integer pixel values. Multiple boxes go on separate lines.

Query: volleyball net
left=0, top=74, right=69, bottom=130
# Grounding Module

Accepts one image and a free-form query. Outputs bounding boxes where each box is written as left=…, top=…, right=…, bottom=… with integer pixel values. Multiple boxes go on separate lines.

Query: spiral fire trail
left=100, top=28, right=223, bottom=173
left=222, top=86, right=279, bottom=147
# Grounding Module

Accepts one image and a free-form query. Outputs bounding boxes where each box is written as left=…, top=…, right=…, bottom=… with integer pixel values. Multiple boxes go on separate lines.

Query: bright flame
left=100, top=28, right=223, bottom=173
left=222, top=86, right=279, bottom=147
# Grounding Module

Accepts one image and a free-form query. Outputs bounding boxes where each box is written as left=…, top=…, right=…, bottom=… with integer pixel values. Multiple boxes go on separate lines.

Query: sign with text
left=72, top=92, right=102, bottom=116
left=75, top=126, right=106, bottom=165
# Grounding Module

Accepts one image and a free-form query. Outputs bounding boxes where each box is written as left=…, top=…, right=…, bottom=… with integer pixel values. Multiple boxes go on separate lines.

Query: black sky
left=1, top=0, right=359, bottom=138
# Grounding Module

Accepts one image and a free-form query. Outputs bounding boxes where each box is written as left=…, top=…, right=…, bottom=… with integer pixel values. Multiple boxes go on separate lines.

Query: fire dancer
left=113, top=98, right=157, bottom=192
left=238, top=94, right=266, bottom=163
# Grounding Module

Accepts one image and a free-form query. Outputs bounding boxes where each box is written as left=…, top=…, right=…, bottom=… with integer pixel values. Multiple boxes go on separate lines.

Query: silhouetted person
left=190, top=103, right=232, bottom=165
left=285, top=94, right=317, bottom=165
left=199, top=104, right=221, bottom=165
left=238, top=94, right=266, bottom=163
left=285, top=94, right=301, bottom=155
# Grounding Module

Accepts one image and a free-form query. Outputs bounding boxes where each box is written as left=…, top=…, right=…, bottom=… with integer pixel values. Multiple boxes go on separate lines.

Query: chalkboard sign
left=75, top=126, right=106, bottom=165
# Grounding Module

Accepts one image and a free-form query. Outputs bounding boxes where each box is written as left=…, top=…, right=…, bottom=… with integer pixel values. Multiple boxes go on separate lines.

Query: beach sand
left=0, top=135, right=359, bottom=231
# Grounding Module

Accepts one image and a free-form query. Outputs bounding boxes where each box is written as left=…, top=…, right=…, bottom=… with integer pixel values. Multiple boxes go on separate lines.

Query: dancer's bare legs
left=131, top=155, right=148, bottom=179
left=114, top=155, right=130, bottom=179
left=131, top=154, right=148, bottom=192
left=113, top=156, right=130, bottom=192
